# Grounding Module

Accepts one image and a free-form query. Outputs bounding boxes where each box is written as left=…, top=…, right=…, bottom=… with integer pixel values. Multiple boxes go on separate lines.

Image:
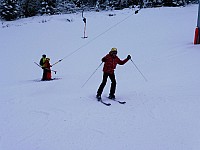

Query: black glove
left=127, top=55, right=131, bottom=60
left=102, top=57, right=106, bottom=62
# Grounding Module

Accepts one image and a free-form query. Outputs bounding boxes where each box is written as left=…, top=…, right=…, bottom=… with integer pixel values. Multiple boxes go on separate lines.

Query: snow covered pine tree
left=0, top=0, right=19, bottom=21
left=40, top=0, right=55, bottom=15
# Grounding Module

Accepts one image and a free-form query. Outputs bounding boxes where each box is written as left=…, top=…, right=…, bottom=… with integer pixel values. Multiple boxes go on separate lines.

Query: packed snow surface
left=0, top=4, right=200, bottom=150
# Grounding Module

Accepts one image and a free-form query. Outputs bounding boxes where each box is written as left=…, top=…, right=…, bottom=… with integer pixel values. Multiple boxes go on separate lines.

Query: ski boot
left=108, top=94, right=115, bottom=100
left=96, top=95, right=101, bottom=101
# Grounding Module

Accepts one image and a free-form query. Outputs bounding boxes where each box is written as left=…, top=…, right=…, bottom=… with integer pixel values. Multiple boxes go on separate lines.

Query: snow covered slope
left=0, top=5, right=200, bottom=150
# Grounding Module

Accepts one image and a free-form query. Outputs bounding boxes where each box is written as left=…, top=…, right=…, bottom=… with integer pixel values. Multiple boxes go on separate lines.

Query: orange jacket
left=43, top=60, right=51, bottom=71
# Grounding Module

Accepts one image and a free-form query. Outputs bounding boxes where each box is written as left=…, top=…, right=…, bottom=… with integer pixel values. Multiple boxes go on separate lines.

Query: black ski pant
left=97, top=72, right=116, bottom=96
left=42, top=68, right=50, bottom=80
left=42, top=68, right=46, bottom=80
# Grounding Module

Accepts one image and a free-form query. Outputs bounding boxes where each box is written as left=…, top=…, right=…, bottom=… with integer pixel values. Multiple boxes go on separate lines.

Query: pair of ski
left=97, top=97, right=126, bottom=106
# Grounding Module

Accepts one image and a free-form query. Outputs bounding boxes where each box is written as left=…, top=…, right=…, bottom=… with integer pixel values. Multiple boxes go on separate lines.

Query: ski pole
left=130, top=59, right=148, bottom=82
left=82, top=62, right=103, bottom=88
left=51, top=59, right=63, bottom=66
left=82, top=10, right=87, bottom=38
left=34, top=62, right=57, bottom=74
left=83, top=20, right=87, bottom=38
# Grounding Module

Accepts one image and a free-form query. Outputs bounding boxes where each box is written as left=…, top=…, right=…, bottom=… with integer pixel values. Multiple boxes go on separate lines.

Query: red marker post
left=194, top=2, right=200, bottom=44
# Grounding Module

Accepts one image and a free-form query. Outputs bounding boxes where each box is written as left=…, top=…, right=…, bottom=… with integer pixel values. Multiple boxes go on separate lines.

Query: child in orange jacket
left=42, top=58, right=52, bottom=81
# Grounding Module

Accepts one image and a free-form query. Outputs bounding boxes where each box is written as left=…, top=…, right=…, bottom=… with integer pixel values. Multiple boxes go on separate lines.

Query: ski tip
left=119, top=101, right=126, bottom=104
left=99, top=99, right=111, bottom=106
left=102, top=102, right=111, bottom=106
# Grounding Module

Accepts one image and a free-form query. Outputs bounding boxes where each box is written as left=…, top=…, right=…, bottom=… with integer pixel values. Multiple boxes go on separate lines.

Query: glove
left=127, top=55, right=131, bottom=60
left=102, top=57, right=106, bottom=62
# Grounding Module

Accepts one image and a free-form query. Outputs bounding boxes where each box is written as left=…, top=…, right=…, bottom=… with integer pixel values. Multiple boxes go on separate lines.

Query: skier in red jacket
left=96, top=48, right=131, bottom=100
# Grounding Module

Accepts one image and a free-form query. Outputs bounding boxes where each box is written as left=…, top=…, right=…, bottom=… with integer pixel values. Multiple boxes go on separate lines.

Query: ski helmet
left=110, top=48, right=117, bottom=54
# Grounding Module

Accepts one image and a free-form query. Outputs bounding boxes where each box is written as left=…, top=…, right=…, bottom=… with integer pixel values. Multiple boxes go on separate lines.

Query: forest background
left=0, top=0, right=198, bottom=21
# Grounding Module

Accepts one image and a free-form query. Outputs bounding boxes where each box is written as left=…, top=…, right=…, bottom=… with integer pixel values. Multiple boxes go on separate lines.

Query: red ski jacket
left=102, top=54, right=128, bottom=74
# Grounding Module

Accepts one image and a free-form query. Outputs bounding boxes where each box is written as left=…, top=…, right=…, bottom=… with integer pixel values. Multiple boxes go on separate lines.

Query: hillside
left=0, top=5, right=200, bottom=150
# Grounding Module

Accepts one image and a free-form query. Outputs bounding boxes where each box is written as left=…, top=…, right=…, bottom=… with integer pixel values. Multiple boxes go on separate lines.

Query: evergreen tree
left=19, top=0, right=40, bottom=17
left=40, top=0, right=56, bottom=15
left=0, top=0, right=20, bottom=21
left=56, top=0, right=77, bottom=14
left=0, top=0, right=198, bottom=21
